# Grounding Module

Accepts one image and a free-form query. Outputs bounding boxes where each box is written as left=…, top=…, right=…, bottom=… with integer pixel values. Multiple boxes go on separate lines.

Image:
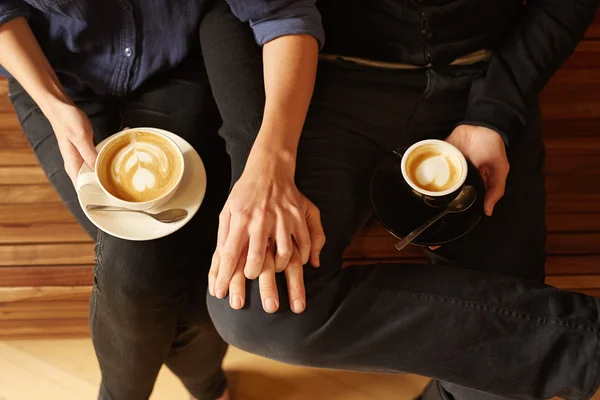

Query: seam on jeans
left=359, top=285, right=600, bottom=334
left=580, top=297, right=600, bottom=400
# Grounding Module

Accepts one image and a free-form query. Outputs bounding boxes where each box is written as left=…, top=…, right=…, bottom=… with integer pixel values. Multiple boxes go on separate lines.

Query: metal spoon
left=86, top=205, right=188, bottom=223
left=394, top=185, right=478, bottom=251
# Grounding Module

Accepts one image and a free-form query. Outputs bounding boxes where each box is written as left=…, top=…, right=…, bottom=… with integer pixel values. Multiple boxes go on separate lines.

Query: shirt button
left=124, top=47, right=133, bottom=57
left=421, top=26, right=433, bottom=40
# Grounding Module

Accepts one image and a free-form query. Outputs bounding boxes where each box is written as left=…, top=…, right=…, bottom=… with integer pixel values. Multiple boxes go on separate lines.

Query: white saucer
left=77, top=128, right=206, bottom=241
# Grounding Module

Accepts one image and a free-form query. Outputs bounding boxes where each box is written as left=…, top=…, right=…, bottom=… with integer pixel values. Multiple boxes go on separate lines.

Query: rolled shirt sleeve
left=0, top=1, right=30, bottom=26
left=226, top=0, right=324, bottom=48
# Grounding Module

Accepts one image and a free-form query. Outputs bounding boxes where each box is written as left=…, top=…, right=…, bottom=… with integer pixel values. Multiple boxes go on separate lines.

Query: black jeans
left=201, top=2, right=600, bottom=399
left=8, top=56, right=230, bottom=400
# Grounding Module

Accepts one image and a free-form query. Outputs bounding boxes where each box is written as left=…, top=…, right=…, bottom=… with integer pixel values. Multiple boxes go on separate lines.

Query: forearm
left=0, top=17, right=70, bottom=116
left=246, top=34, right=319, bottom=174
left=462, top=0, right=598, bottom=145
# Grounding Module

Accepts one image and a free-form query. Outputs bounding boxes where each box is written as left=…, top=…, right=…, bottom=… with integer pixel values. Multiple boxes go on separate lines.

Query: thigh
left=8, top=79, right=120, bottom=238
left=200, top=0, right=265, bottom=184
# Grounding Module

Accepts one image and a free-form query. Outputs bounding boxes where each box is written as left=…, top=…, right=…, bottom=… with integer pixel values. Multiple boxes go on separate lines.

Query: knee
left=94, top=233, right=187, bottom=312
left=206, top=294, right=324, bottom=366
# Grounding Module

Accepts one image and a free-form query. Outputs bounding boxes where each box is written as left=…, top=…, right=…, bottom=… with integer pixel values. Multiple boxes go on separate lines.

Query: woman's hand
left=45, top=101, right=97, bottom=182
left=208, top=149, right=325, bottom=314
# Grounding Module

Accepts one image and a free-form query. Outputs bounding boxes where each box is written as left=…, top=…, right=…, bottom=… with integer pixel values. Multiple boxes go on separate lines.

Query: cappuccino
left=405, top=144, right=463, bottom=192
left=97, top=131, right=182, bottom=202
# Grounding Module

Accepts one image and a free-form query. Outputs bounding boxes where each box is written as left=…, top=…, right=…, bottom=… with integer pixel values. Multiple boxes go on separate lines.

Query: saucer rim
left=76, top=128, right=206, bottom=241
left=370, top=150, right=484, bottom=247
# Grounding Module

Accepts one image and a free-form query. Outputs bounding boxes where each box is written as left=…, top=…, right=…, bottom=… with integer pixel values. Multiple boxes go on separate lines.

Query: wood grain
left=0, top=265, right=93, bottom=287
left=0, top=243, right=95, bottom=266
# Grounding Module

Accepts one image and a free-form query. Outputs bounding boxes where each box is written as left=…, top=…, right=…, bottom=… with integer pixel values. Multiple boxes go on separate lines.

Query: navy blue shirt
left=0, top=0, right=323, bottom=97
left=0, top=0, right=204, bottom=96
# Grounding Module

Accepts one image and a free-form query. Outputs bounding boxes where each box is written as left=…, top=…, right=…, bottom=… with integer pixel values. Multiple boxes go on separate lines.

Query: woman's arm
left=0, top=16, right=97, bottom=180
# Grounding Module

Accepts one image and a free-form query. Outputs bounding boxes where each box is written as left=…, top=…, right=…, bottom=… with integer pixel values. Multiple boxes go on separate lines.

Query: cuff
left=459, top=101, right=526, bottom=148
left=0, top=8, right=29, bottom=27
left=251, top=16, right=325, bottom=48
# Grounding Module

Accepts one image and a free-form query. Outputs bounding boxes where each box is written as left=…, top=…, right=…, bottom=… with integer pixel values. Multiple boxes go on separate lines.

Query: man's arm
left=446, top=0, right=598, bottom=217
left=458, top=0, right=599, bottom=145
left=0, top=15, right=97, bottom=181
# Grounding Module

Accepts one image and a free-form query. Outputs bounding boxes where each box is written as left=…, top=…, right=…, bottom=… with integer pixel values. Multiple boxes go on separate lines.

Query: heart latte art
left=97, top=131, right=182, bottom=202
left=405, top=144, right=463, bottom=192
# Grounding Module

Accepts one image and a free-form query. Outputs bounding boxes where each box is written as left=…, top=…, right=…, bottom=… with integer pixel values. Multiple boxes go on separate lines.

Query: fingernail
left=264, top=298, right=278, bottom=313
left=209, top=283, right=215, bottom=296
left=231, top=295, right=243, bottom=309
left=315, top=252, right=321, bottom=267
left=293, top=299, right=305, bottom=314
left=216, top=288, right=224, bottom=299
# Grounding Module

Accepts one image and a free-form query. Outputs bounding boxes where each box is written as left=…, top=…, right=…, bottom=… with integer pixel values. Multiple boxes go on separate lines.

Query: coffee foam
left=98, top=131, right=182, bottom=202
left=405, top=144, right=462, bottom=192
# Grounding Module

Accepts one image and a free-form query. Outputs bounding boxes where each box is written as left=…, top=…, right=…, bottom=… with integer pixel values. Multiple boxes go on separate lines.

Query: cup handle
left=76, top=172, right=103, bottom=194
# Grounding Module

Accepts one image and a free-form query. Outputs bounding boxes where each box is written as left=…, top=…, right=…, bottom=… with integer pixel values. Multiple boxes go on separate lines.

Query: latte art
left=405, top=144, right=462, bottom=192
left=98, top=131, right=182, bottom=202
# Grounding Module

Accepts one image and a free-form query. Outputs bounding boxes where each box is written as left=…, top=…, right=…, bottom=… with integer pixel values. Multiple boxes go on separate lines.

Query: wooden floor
left=0, top=339, right=430, bottom=400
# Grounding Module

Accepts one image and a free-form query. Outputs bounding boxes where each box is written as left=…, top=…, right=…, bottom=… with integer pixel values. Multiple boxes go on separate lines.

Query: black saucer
left=370, top=151, right=485, bottom=246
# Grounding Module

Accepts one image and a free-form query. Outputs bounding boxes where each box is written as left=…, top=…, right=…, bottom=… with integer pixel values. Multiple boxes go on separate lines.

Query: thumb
left=305, top=200, right=326, bottom=267
left=483, top=170, right=506, bottom=217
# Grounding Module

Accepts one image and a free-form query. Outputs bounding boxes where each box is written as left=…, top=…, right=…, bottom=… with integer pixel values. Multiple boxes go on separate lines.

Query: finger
left=293, top=221, right=312, bottom=266
left=229, top=249, right=247, bottom=310
left=245, top=220, right=270, bottom=280
left=483, top=167, right=508, bottom=217
left=274, top=213, right=293, bottom=272
left=209, top=211, right=231, bottom=296
left=208, top=249, right=220, bottom=296
left=305, top=201, right=326, bottom=267
left=58, top=139, right=84, bottom=183
left=214, top=217, right=249, bottom=299
left=259, top=243, right=279, bottom=313
left=74, top=132, right=98, bottom=171
left=285, top=246, right=306, bottom=314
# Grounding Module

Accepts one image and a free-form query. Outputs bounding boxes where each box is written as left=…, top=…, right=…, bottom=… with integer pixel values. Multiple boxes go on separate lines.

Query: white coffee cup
left=77, top=128, right=185, bottom=211
left=400, top=139, right=468, bottom=207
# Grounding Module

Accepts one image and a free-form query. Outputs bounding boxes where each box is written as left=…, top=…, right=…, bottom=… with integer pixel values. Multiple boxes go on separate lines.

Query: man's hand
left=446, top=125, right=509, bottom=217
left=45, top=102, right=97, bottom=183
left=208, top=152, right=325, bottom=314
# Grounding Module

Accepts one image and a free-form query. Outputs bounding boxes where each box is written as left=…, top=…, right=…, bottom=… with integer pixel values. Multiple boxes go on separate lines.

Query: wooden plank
left=0, top=243, right=95, bottom=266
left=0, top=265, right=93, bottom=287
left=0, top=224, right=90, bottom=244
left=0, top=300, right=90, bottom=321
left=0, top=149, right=38, bottom=166
left=0, top=184, right=61, bottom=204
left=0, top=318, right=91, bottom=339
left=345, top=232, right=600, bottom=260
left=0, top=285, right=92, bottom=303
left=0, top=204, right=74, bottom=224
left=546, top=256, right=600, bottom=275
left=0, top=166, right=48, bottom=184
left=546, top=275, right=600, bottom=290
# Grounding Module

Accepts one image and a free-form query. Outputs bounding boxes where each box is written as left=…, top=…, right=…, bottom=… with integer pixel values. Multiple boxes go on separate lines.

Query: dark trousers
left=201, top=2, right=600, bottom=399
left=8, top=56, right=230, bottom=400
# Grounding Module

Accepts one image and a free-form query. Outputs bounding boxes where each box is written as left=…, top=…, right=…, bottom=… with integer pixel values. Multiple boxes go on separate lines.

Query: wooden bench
left=2, top=12, right=600, bottom=338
